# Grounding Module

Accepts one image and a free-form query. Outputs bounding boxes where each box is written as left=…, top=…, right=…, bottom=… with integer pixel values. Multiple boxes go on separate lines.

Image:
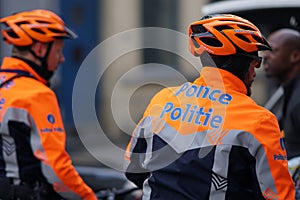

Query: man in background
left=263, top=28, right=300, bottom=160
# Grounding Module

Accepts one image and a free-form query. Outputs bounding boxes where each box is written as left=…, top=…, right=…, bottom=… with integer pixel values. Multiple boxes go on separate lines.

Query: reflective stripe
left=209, top=145, right=231, bottom=200
left=142, top=179, right=151, bottom=200
left=2, top=135, right=18, bottom=178
left=0, top=108, right=31, bottom=179
left=141, top=118, right=154, bottom=168
left=0, top=108, right=30, bottom=135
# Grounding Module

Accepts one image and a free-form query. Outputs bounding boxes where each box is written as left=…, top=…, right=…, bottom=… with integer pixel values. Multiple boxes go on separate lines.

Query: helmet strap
left=199, top=51, right=217, bottom=67
left=29, top=42, right=54, bottom=81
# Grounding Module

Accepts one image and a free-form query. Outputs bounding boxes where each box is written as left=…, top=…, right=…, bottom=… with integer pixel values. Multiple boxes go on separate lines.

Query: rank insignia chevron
left=212, top=172, right=228, bottom=190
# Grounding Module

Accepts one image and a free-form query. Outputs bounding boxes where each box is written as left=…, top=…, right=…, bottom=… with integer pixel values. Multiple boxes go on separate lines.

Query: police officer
left=125, top=14, right=295, bottom=199
left=0, top=9, right=97, bottom=199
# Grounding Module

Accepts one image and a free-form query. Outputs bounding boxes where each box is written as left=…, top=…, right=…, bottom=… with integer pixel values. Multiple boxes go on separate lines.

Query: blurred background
left=0, top=0, right=299, bottom=168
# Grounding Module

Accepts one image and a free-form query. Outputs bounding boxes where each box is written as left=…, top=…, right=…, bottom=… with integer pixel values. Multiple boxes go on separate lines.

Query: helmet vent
left=215, top=25, right=233, bottom=31
left=238, top=24, right=256, bottom=31
left=191, top=24, right=206, bottom=34
left=16, top=21, right=30, bottom=26
left=49, top=28, right=64, bottom=34
left=6, top=30, right=18, bottom=39
left=252, top=35, right=263, bottom=43
left=32, top=28, right=46, bottom=35
left=36, top=20, right=50, bottom=24
left=200, top=37, right=223, bottom=47
left=236, top=34, right=251, bottom=43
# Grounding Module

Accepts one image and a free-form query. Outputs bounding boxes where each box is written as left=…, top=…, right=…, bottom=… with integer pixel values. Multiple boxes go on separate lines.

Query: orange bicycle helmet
left=0, top=9, right=77, bottom=46
left=188, top=14, right=271, bottom=56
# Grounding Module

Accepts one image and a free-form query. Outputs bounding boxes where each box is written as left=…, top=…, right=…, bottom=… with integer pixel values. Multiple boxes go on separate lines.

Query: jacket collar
left=194, top=66, right=247, bottom=95
left=0, top=57, right=48, bottom=85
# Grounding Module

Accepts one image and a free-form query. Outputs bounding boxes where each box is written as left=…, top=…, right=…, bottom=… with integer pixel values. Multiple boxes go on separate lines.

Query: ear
left=31, top=42, right=47, bottom=57
left=290, top=50, right=300, bottom=64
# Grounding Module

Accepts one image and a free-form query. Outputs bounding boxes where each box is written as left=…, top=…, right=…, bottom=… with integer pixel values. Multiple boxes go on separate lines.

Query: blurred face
left=263, top=32, right=293, bottom=83
left=47, top=39, right=65, bottom=72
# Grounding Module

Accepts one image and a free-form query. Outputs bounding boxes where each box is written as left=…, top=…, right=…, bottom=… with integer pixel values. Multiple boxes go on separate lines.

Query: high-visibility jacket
left=0, top=57, right=96, bottom=200
left=125, top=67, right=295, bottom=200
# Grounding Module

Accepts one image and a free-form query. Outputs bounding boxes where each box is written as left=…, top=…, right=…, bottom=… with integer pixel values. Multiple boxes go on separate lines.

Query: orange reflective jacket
left=125, top=67, right=295, bottom=200
left=0, top=57, right=96, bottom=200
